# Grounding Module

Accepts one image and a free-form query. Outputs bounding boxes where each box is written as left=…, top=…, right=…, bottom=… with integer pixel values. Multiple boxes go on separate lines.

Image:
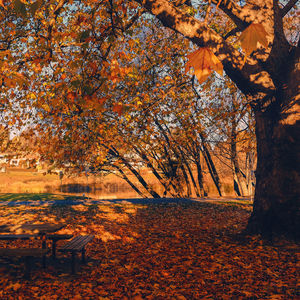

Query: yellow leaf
left=185, top=47, right=223, bottom=84
left=239, top=23, right=268, bottom=56
left=28, top=92, right=37, bottom=100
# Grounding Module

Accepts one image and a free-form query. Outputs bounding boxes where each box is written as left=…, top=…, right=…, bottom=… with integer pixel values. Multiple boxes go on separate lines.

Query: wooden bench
left=47, top=234, right=73, bottom=258
left=0, top=234, right=37, bottom=240
left=59, top=235, right=94, bottom=274
left=0, top=248, right=49, bottom=279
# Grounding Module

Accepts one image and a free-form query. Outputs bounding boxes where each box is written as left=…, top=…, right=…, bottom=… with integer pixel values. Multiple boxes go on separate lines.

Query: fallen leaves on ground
left=0, top=200, right=298, bottom=299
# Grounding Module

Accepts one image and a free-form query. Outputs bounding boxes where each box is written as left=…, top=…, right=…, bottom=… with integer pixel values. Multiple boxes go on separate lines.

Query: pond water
left=57, top=181, right=143, bottom=199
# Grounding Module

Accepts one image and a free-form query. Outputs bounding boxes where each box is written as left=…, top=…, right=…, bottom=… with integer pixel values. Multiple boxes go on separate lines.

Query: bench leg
left=42, top=235, right=47, bottom=267
left=81, top=248, right=85, bottom=263
left=71, top=251, right=76, bottom=274
left=42, top=255, right=46, bottom=269
left=24, top=256, right=32, bottom=280
left=52, top=240, right=57, bottom=259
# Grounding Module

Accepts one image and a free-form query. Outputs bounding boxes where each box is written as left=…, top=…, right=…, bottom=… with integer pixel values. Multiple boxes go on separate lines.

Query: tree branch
left=281, top=0, right=298, bottom=17
left=211, top=0, right=248, bottom=30
left=123, top=8, right=146, bottom=31
left=135, top=0, right=275, bottom=95
left=224, top=27, right=241, bottom=40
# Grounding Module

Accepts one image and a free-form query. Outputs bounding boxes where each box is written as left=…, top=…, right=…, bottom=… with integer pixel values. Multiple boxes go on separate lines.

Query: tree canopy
left=0, top=0, right=299, bottom=238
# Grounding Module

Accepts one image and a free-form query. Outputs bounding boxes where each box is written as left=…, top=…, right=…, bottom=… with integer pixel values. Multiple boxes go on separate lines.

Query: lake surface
left=58, top=181, right=143, bottom=199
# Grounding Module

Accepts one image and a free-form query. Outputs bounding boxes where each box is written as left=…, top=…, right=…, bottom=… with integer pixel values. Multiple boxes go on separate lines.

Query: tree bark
left=247, top=48, right=300, bottom=239
left=133, top=145, right=173, bottom=196
left=185, top=160, right=201, bottom=197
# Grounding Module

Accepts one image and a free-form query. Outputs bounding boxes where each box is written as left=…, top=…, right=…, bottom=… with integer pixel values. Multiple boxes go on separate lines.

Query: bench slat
left=59, top=235, right=94, bottom=274
left=60, top=235, right=94, bottom=252
left=0, top=248, right=48, bottom=257
left=47, top=234, right=73, bottom=241
left=0, top=234, right=37, bottom=240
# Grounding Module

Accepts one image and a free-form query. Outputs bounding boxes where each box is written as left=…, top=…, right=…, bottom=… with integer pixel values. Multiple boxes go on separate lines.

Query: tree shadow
left=0, top=200, right=298, bottom=299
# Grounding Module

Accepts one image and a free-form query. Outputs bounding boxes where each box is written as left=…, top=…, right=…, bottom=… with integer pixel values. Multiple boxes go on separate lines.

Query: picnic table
left=0, top=223, right=65, bottom=250
left=0, top=223, right=94, bottom=277
left=0, top=223, right=67, bottom=278
left=18, top=223, right=66, bottom=253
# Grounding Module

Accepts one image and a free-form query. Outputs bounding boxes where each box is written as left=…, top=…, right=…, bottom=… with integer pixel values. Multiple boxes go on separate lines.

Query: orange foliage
left=239, top=23, right=269, bottom=56
left=185, top=47, right=223, bottom=84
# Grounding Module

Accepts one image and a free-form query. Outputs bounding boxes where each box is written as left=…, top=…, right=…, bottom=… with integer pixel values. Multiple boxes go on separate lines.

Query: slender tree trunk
left=180, top=163, right=192, bottom=197
left=133, top=146, right=174, bottom=196
left=199, top=134, right=222, bottom=196
left=115, top=166, right=147, bottom=198
left=195, top=159, right=207, bottom=197
left=150, top=149, right=179, bottom=196
left=122, top=158, right=161, bottom=198
left=245, top=151, right=256, bottom=197
left=230, top=118, right=249, bottom=196
left=154, top=119, right=191, bottom=196
left=185, top=161, right=201, bottom=197
left=107, top=146, right=161, bottom=198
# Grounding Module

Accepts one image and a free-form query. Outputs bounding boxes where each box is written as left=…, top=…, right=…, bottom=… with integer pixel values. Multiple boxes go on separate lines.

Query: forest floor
left=0, top=196, right=298, bottom=299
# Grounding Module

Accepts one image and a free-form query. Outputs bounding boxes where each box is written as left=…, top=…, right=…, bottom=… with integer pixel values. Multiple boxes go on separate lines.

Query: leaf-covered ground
left=0, top=199, right=298, bottom=299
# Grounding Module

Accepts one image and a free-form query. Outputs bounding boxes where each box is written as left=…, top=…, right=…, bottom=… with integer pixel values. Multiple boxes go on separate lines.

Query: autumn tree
left=129, top=0, right=299, bottom=238
left=1, top=0, right=299, bottom=238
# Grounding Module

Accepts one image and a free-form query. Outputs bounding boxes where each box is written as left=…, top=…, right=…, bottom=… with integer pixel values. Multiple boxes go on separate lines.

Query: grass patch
left=0, top=193, right=86, bottom=203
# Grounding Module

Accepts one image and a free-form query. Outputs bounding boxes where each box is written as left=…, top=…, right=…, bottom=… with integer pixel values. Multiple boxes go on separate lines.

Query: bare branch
left=281, top=0, right=299, bottom=17
left=124, top=8, right=146, bottom=31
left=224, top=27, right=241, bottom=39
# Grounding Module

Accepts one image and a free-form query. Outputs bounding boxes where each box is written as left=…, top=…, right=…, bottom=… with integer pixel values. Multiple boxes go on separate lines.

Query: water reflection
left=54, top=182, right=143, bottom=199
left=0, top=170, right=160, bottom=198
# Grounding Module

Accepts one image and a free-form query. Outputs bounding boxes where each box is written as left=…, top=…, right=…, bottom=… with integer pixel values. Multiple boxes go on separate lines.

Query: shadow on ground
left=0, top=193, right=201, bottom=206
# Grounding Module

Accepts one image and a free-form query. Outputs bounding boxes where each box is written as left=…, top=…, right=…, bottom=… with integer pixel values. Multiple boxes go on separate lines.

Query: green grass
left=0, top=193, right=86, bottom=202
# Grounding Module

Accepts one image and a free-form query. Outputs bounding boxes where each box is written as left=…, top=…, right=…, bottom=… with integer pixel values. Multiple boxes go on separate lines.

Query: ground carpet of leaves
left=0, top=199, right=299, bottom=299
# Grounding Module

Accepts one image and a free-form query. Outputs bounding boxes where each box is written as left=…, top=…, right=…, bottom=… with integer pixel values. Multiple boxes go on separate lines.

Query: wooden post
left=24, top=256, right=32, bottom=280
left=81, top=248, right=85, bottom=263
left=42, top=235, right=46, bottom=268
left=71, top=251, right=76, bottom=274
left=52, top=240, right=57, bottom=259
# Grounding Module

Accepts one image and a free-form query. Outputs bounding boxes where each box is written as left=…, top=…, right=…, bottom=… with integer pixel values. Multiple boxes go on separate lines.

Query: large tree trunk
left=247, top=48, right=300, bottom=239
